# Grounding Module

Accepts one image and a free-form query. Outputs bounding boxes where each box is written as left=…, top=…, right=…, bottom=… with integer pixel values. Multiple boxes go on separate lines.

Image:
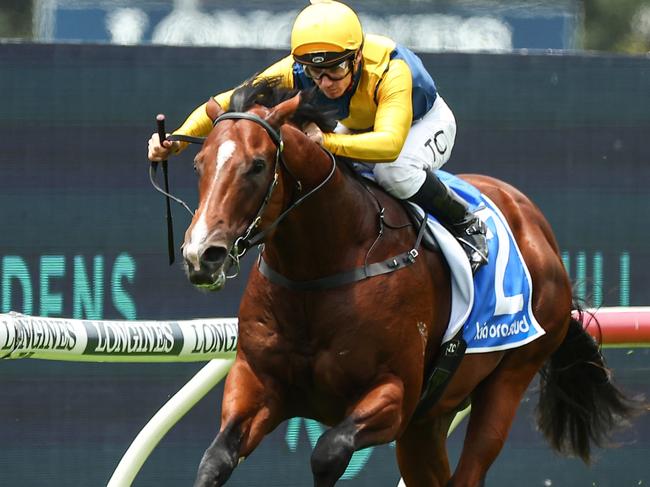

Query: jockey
left=148, top=0, right=488, bottom=271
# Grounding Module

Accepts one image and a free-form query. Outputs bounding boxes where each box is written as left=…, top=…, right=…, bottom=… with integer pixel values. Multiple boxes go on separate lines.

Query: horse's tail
left=536, top=303, right=641, bottom=463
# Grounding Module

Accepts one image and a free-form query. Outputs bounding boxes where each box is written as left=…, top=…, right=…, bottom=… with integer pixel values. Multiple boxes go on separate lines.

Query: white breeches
left=339, top=95, right=457, bottom=199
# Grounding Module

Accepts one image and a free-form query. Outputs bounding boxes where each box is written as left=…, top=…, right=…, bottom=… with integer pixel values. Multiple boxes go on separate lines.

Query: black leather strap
left=214, top=112, right=283, bottom=147
left=414, top=328, right=468, bottom=416
left=257, top=213, right=428, bottom=291
left=166, top=112, right=283, bottom=148
left=168, top=133, right=206, bottom=145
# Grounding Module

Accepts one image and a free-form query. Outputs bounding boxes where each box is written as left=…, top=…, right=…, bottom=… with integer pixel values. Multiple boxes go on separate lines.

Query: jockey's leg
left=395, top=409, right=456, bottom=487
left=193, top=359, right=283, bottom=487
left=310, top=375, right=405, bottom=487
left=372, top=96, right=487, bottom=272
left=409, top=171, right=488, bottom=272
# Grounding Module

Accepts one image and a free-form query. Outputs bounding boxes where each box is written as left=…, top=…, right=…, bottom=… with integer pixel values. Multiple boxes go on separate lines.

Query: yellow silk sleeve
left=172, top=55, right=295, bottom=152
left=171, top=103, right=214, bottom=149
left=322, top=59, right=413, bottom=162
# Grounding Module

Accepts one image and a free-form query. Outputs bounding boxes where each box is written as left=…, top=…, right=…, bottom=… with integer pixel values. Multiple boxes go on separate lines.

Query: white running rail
left=0, top=311, right=238, bottom=362
left=106, top=358, right=234, bottom=487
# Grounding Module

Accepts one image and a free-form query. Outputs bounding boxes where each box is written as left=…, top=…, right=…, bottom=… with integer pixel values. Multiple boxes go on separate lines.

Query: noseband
left=149, top=110, right=336, bottom=276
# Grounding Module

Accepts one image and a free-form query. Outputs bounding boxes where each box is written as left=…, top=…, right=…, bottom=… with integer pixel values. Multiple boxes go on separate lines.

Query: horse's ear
left=265, top=93, right=301, bottom=128
left=205, top=97, right=225, bottom=122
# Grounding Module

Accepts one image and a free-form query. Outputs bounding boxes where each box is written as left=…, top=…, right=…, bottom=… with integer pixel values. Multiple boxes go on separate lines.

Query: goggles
left=303, top=59, right=353, bottom=81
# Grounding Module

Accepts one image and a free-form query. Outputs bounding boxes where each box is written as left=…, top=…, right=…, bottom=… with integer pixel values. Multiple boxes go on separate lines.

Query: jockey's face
left=313, top=69, right=353, bottom=99
left=305, top=52, right=360, bottom=99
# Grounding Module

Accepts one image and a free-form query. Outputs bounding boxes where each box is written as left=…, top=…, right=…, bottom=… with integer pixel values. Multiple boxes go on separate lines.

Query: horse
left=176, top=78, right=636, bottom=487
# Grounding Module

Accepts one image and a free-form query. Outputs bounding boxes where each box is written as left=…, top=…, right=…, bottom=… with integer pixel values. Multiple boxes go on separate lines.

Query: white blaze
left=184, top=140, right=236, bottom=270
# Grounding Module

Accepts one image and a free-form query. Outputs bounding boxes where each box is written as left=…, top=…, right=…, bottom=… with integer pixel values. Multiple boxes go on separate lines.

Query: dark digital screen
left=0, top=44, right=648, bottom=486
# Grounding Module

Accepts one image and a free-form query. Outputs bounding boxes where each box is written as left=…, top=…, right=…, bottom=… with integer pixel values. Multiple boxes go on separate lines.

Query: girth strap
left=257, top=212, right=428, bottom=291
left=414, top=328, right=468, bottom=416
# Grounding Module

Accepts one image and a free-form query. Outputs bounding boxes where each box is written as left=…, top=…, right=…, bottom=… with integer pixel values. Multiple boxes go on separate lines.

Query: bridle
left=149, top=110, right=336, bottom=278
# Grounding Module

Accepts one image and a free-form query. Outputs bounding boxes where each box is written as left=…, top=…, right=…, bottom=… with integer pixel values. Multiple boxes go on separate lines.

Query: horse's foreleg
left=193, top=359, right=282, bottom=487
left=310, top=375, right=405, bottom=487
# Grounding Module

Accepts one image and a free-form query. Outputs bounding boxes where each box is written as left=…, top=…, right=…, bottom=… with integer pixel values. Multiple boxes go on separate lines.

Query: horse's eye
left=250, top=158, right=266, bottom=175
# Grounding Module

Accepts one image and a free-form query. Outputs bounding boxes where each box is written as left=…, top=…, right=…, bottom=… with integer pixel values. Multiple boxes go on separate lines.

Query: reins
left=149, top=109, right=428, bottom=290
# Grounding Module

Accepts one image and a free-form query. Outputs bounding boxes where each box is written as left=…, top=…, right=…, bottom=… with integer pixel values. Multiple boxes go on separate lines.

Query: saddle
left=403, top=203, right=440, bottom=253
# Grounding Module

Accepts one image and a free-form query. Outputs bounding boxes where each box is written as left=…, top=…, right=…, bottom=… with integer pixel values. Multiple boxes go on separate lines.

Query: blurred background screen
left=0, top=1, right=648, bottom=486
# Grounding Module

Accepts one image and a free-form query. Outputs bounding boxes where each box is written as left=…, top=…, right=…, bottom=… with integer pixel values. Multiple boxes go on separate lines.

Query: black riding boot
left=409, top=171, right=488, bottom=273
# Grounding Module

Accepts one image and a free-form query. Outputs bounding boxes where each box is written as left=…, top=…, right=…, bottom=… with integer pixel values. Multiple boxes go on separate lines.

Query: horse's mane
left=229, top=76, right=337, bottom=133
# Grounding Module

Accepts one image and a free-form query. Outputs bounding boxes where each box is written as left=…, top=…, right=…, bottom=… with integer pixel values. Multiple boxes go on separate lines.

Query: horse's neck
left=264, top=139, right=379, bottom=279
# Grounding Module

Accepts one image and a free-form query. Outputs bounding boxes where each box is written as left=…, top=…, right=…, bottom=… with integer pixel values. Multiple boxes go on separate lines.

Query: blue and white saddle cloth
left=357, top=166, right=545, bottom=353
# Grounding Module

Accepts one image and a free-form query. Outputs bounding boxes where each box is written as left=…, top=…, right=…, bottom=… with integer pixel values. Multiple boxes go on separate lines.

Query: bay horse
left=177, top=79, right=635, bottom=487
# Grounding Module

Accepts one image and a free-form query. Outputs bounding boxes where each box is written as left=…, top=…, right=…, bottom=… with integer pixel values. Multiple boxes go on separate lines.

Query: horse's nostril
left=202, top=246, right=227, bottom=265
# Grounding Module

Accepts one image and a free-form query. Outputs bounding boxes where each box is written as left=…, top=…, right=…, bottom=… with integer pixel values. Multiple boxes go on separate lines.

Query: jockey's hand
left=303, top=122, right=324, bottom=146
left=147, top=132, right=180, bottom=162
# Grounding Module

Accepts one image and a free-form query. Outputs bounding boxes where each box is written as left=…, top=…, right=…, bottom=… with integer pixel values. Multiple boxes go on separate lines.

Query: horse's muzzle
left=185, top=245, right=229, bottom=290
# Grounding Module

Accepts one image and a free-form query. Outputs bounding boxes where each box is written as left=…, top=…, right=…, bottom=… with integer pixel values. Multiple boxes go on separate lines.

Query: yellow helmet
left=291, top=1, right=363, bottom=67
